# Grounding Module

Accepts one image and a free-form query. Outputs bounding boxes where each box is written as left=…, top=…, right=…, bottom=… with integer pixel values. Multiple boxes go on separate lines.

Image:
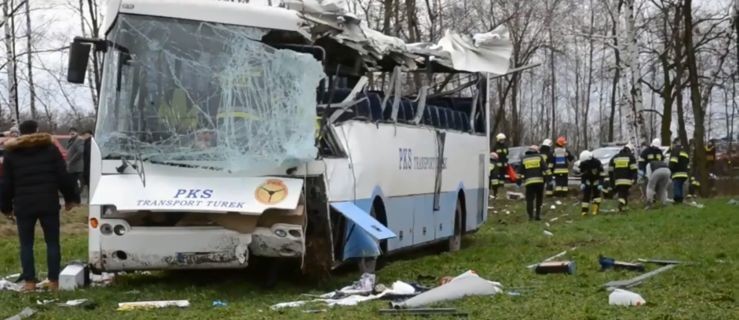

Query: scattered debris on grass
left=212, top=300, right=227, bottom=308
left=555, top=201, right=562, bottom=205
left=507, top=191, right=525, bottom=200
left=272, top=279, right=418, bottom=310
left=0, top=279, right=21, bottom=292
left=728, top=199, right=738, bottom=206
left=36, top=299, right=57, bottom=306
left=58, top=299, right=97, bottom=310
left=117, top=300, right=190, bottom=311
left=636, top=258, right=684, bottom=265
left=603, top=264, right=677, bottom=289
left=687, top=201, right=704, bottom=208
left=549, top=217, right=559, bottom=222
left=608, top=289, right=646, bottom=306
left=526, top=248, right=575, bottom=269
left=391, top=271, right=502, bottom=309
left=534, top=261, right=576, bottom=275
left=90, top=272, right=115, bottom=287
left=550, top=205, right=557, bottom=210
left=379, top=308, right=468, bottom=317
left=59, top=264, right=86, bottom=291
left=599, top=256, right=646, bottom=272
left=543, top=230, right=553, bottom=237
left=4, top=307, right=36, bottom=320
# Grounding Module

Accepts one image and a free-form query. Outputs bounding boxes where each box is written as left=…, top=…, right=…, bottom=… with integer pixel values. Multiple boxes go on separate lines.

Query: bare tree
left=23, top=0, right=34, bottom=118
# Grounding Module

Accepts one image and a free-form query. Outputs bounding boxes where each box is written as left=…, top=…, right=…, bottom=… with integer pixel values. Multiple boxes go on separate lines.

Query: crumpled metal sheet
left=291, top=0, right=512, bottom=74
left=436, top=26, right=513, bottom=74
left=392, top=271, right=503, bottom=308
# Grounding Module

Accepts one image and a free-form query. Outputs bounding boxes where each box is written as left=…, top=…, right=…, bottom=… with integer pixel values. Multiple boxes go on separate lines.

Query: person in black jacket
left=539, top=138, right=554, bottom=197
left=609, top=145, right=638, bottom=212
left=81, top=130, right=93, bottom=195
left=492, top=133, right=509, bottom=198
left=1, top=120, right=80, bottom=292
left=638, top=138, right=665, bottom=174
left=518, top=146, right=546, bottom=221
left=577, top=150, right=605, bottom=216
left=669, top=138, right=690, bottom=203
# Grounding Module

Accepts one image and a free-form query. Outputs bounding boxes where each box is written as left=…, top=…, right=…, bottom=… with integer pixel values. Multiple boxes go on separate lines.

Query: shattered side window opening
left=97, top=14, right=324, bottom=172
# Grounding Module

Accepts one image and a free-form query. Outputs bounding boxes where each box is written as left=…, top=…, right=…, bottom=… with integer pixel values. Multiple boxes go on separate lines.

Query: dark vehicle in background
left=715, top=140, right=739, bottom=174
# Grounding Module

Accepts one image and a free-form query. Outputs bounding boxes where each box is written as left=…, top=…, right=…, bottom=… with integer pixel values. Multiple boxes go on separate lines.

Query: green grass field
left=0, top=197, right=736, bottom=319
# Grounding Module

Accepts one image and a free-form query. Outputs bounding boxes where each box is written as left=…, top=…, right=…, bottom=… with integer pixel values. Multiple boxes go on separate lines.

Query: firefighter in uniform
left=705, top=140, right=716, bottom=173
left=577, top=150, right=605, bottom=216
left=539, top=138, right=555, bottom=197
left=492, top=133, right=509, bottom=198
left=552, top=136, right=574, bottom=197
left=609, top=144, right=638, bottom=212
left=669, top=138, right=690, bottom=203
left=638, top=139, right=665, bottom=198
left=639, top=139, right=665, bottom=174
left=518, top=146, right=546, bottom=221
left=489, top=152, right=499, bottom=193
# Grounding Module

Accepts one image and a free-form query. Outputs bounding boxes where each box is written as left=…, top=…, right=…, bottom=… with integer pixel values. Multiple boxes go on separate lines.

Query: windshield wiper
left=106, top=151, right=147, bottom=187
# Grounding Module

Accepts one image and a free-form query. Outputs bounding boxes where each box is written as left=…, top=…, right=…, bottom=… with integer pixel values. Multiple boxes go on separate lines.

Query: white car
left=572, top=146, right=623, bottom=177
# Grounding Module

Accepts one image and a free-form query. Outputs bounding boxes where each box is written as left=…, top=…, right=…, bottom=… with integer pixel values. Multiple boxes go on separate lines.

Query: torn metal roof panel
left=290, top=0, right=512, bottom=74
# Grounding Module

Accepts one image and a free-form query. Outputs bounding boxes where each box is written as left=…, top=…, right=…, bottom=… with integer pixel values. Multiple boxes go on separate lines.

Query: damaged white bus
left=66, top=0, right=512, bottom=276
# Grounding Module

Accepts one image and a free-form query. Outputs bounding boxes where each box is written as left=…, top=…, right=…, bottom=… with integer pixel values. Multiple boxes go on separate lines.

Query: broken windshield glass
left=96, top=14, right=324, bottom=172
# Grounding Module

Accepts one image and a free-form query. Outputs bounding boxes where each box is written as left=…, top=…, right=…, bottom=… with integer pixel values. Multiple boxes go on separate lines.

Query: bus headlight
left=113, top=224, right=127, bottom=236
left=274, top=229, right=287, bottom=237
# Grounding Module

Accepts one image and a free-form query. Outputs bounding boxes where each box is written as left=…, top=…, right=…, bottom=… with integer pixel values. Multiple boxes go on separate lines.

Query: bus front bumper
left=91, top=225, right=252, bottom=271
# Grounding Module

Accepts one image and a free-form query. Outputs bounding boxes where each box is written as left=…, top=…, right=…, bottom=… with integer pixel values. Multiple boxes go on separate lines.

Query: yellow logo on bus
left=255, top=179, right=288, bottom=205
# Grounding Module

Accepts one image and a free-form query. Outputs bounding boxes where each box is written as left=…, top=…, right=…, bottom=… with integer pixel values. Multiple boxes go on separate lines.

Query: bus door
left=432, top=131, right=446, bottom=238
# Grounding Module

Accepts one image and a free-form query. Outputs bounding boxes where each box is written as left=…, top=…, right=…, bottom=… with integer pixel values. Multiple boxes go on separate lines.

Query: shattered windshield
left=96, top=14, right=324, bottom=172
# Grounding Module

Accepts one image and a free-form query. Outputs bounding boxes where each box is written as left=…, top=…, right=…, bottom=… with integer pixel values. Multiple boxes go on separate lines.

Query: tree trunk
left=3, top=0, right=20, bottom=121
left=510, top=72, right=520, bottom=145
left=659, top=54, right=674, bottom=146
left=548, top=13, right=557, bottom=139
left=24, top=0, right=35, bottom=119
left=682, top=0, right=707, bottom=196
left=583, top=0, right=595, bottom=148
left=625, top=0, right=648, bottom=144
left=608, top=6, right=621, bottom=142
left=423, top=0, right=436, bottom=41
left=87, top=0, right=101, bottom=109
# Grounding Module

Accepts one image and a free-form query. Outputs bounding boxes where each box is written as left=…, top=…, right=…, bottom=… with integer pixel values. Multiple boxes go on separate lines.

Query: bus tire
left=447, top=197, right=463, bottom=252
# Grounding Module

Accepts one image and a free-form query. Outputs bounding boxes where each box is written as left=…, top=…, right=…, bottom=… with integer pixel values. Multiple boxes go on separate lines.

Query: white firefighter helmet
left=579, top=150, right=593, bottom=161
left=542, top=138, right=552, bottom=147
left=651, top=138, right=661, bottom=147
left=496, top=133, right=506, bottom=141
left=626, top=143, right=635, bottom=153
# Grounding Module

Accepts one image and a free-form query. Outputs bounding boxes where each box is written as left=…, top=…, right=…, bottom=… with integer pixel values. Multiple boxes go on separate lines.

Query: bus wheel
left=448, top=197, right=463, bottom=252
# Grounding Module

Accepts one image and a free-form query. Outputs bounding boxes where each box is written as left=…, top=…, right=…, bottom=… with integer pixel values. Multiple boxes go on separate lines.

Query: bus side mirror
left=67, top=39, right=92, bottom=84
